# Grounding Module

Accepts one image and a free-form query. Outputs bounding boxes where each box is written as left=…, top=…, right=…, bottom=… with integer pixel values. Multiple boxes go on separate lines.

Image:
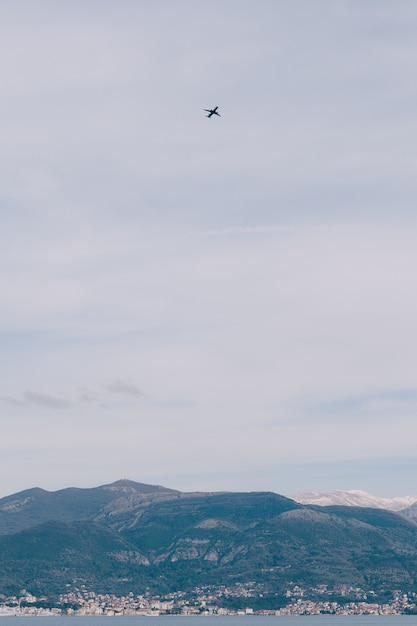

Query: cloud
left=22, top=391, right=73, bottom=410
left=106, top=380, right=143, bottom=397
left=307, top=389, right=417, bottom=421
left=1, top=392, right=72, bottom=409
left=0, top=396, right=24, bottom=406
left=1, top=382, right=144, bottom=412
left=76, top=387, right=99, bottom=403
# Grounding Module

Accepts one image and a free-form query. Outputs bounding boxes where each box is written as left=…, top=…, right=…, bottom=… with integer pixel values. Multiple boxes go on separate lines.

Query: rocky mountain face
left=1, top=480, right=417, bottom=602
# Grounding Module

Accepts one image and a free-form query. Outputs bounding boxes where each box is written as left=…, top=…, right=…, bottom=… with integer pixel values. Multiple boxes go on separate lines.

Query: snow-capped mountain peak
left=289, top=489, right=417, bottom=511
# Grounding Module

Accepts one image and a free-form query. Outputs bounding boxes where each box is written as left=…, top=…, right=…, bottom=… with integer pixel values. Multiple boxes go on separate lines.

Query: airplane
left=204, top=106, right=221, bottom=118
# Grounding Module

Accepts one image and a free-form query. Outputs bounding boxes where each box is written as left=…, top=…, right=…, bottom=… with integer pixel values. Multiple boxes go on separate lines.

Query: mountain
left=290, top=489, right=417, bottom=512
left=0, top=479, right=178, bottom=535
left=0, top=520, right=154, bottom=598
left=1, top=480, right=417, bottom=604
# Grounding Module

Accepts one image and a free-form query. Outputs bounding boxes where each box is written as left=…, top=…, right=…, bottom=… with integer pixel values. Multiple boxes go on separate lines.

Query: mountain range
left=1, top=479, right=417, bottom=605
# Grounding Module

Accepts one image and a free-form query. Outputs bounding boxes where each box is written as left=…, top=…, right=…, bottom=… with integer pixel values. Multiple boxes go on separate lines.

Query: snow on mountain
left=289, top=489, right=417, bottom=511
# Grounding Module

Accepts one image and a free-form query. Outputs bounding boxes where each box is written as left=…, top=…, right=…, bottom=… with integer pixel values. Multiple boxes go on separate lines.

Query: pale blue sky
left=1, top=1, right=417, bottom=498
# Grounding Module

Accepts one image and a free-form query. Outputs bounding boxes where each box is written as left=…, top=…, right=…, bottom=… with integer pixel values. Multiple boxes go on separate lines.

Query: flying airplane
left=204, top=106, right=221, bottom=118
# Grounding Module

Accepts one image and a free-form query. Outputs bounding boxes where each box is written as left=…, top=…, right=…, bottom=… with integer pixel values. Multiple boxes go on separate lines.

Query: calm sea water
left=0, top=617, right=416, bottom=626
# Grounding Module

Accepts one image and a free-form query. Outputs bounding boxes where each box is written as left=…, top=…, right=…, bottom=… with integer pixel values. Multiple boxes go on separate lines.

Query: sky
left=1, top=0, right=417, bottom=499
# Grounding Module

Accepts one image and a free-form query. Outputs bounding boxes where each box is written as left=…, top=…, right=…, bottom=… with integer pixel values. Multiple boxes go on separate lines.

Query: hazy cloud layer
left=2, top=382, right=143, bottom=410
left=1, top=1, right=417, bottom=497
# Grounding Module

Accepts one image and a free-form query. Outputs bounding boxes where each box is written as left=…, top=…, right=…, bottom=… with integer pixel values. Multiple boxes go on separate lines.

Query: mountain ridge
left=1, top=479, right=417, bottom=603
left=0, top=479, right=179, bottom=535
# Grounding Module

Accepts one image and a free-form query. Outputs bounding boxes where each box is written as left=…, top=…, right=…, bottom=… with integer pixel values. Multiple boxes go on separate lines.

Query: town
left=1, top=583, right=416, bottom=617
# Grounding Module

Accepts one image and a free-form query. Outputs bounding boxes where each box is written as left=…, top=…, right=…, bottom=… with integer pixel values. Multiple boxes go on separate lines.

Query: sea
left=0, top=617, right=416, bottom=626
